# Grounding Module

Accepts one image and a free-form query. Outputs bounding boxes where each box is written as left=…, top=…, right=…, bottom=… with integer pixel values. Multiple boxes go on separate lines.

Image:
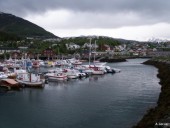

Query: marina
left=0, top=59, right=160, bottom=128
left=0, top=56, right=121, bottom=90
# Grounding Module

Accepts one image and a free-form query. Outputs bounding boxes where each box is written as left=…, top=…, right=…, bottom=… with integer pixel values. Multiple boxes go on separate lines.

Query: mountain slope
left=0, top=12, right=57, bottom=38
left=0, top=31, right=21, bottom=41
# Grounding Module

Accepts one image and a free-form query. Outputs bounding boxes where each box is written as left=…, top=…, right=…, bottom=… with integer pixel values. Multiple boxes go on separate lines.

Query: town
left=0, top=36, right=170, bottom=60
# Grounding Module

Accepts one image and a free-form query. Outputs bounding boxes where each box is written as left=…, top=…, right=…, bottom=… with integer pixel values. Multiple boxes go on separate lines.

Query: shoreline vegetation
left=133, top=57, right=170, bottom=128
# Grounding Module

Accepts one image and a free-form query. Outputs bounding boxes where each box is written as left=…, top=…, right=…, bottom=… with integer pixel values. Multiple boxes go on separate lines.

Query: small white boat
left=90, top=66, right=105, bottom=75
left=75, top=66, right=93, bottom=75
left=55, top=60, right=71, bottom=66
left=83, top=65, right=105, bottom=75
left=46, top=72, right=68, bottom=81
left=66, top=70, right=79, bottom=79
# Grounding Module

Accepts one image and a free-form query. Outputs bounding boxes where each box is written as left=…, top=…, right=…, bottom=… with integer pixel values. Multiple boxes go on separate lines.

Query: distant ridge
left=63, top=35, right=140, bottom=44
left=148, top=37, right=169, bottom=43
left=0, top=12, right=58, bottom=38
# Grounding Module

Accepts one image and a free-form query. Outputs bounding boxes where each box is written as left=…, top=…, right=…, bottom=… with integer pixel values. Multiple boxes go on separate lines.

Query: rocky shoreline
left=133, top=60, right=170, bottom=128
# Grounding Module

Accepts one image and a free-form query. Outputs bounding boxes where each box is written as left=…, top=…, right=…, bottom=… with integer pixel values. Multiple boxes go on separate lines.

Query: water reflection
left=48, top=81, right=68, bottom=87
left=89, top=75, right=105, bottom=82
left=0, top=59, right=161, bottom=128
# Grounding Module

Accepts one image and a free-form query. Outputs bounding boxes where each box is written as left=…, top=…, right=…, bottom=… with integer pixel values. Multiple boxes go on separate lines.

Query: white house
left=115, top=44, right=126, bottom=52
left=82, top=43, right=98, bottom=49
left=66, top=43, right=80, bottom=50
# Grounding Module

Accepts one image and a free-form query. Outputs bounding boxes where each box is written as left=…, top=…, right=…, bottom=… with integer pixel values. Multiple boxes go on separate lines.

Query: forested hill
left=0, top=12, right=57, bottom=38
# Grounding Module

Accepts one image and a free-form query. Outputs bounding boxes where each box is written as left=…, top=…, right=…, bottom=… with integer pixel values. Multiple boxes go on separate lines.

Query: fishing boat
left=75, top=65, right=93, bottom=75
left=84, top=39, right=104, bottom=75
left=82, top=64, right=105, bottom=75
left=90, top=66, right=105, bottom=75
left=16, top=73, right=45, bottom=88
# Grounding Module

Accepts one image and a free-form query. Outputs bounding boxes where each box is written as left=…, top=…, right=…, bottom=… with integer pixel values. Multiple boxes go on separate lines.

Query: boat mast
left=29, top=73, right=31, bottom=82
left=89, top=38, right=92, bottom=66
left=94, top=40, right=96, bottom=64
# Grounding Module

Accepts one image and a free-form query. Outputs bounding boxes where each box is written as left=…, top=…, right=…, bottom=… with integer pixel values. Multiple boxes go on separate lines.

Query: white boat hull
left=48, top=76, right=68, bottom=81
left=67, top=75, right=78, bottom=79
left=92, top=70, right=104, bottom=75
left=16, top=79, right=45, bottom=87
left=46, top=73, right=68, bottom=81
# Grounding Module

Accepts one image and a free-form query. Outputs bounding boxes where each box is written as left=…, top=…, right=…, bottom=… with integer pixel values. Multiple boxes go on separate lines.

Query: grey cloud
left=0, top=0, right=170, bottom=27
left=0, top=0, right=169, bottom=15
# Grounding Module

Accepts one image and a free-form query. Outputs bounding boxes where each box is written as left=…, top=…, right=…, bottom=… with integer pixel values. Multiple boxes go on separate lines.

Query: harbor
left=1, top=1, right=170, bottom=127
left=0, top=58, right=160, bottom=128
left=0, top=56, right=121, bottom=90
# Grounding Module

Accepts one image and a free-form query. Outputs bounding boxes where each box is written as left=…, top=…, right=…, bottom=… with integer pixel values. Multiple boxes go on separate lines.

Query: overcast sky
left=0, top=0, right=170, bottom=41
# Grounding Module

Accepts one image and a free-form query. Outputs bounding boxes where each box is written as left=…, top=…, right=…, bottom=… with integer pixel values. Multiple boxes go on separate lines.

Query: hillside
left=0, top=31, right=21, bottom=41
left=61, top=36, right=140, bottom=46
left=0, top=12, right=57, bottom=38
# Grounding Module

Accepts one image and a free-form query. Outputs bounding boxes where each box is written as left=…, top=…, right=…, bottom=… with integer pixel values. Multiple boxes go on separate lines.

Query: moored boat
left=0, top=79, right=20, bottom=90
left=66, top=70, right=79, bottom=79
left=45, top=72, right=68, bottom=81
left=83, top=65, right=105, bottom=75
left=16, top=73, right=45, bottom=88
left=90, top=66, right=105, bottom=75
left=72, top=60, right=82, bottom=65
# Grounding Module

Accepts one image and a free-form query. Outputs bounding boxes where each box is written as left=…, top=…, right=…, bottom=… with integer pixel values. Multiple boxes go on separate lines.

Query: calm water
left=0, top=59, right=160, bottom=128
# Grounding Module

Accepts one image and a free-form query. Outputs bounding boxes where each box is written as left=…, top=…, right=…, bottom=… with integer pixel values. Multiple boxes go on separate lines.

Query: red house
left=43, top=48, right=55, bottom=59
left=100, top=44, right=111, bottom=51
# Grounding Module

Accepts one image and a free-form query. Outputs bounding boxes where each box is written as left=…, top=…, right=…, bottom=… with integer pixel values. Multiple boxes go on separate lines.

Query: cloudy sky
left=0, top=0, right=170, bottom=41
